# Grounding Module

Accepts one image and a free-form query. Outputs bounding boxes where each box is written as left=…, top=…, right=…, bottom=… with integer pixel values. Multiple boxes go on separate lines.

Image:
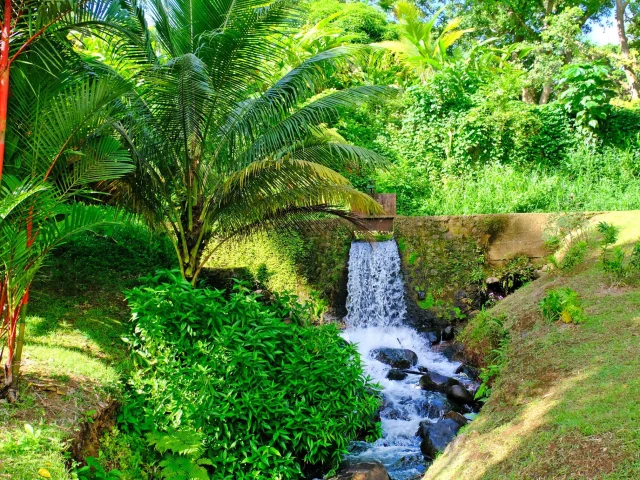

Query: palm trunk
left=616, top=0, right=639, bottom=100
left=8, top=297, right=26, bottom=401
left=0, top=0, right=11, bottom=181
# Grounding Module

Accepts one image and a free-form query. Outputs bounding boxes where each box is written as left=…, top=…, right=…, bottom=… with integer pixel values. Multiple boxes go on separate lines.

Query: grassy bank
left=0, top=224, right=173, bottom=479
left=426, top=212, right=640, bottom=479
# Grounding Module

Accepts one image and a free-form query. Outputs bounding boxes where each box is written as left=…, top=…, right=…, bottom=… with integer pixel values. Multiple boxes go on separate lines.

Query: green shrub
left=75, top=455, right=123, bottom=480
left=540, top=287, right=586, bottom=324
left=305, top=0, right=397, bottom=43
left=597, top=221, right=620, bottom=247
left=125, top=271, right=380, bottom=479
left=596, top=221, right=630, bottom=283
left=560, top=240, right=589, bottom=270
left=558, top=63, right=615, bottom=141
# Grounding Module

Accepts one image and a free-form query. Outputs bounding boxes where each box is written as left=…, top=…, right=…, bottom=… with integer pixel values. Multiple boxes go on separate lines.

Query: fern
left=147, top=430, right=212, bottom=480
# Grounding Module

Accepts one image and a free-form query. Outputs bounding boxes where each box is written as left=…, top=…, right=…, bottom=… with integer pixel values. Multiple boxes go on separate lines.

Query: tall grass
left=383, top=146, right=640, bottom=215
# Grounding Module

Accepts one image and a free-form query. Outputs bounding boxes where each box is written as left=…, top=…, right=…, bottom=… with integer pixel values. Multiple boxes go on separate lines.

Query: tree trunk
left=617, top=0, right=640, bottom=100
left=539, top=81, right=553, bottom=104
left=522, top=87, right=536, bottom=104
left=7, top=302, right=26, bottom=402
left=0, top=0, right=11, bottom=181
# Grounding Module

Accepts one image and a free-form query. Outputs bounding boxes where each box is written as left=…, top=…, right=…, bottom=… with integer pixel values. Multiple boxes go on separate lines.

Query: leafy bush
left=560, top=240, right=589, bottom=270
left=75, top=455, right=122, bottom=480
left=305, top=0, right=397, bottom=43
left=597, top=221, right=620, bottom=247
left=597, top=221, right=640, bottom=283
left=125, top=272, right=380, bottom=479
left=540, top=287, right=586, bottom=324
left=558, top=63, right=615, bottom=141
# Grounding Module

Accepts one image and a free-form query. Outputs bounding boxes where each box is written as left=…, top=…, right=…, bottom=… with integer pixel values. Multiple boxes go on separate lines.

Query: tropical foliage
left=0, top=0, right=138, bottom=398
left=97, top=0, right=392, bottom=284
left=376, top=3, right=472, bottom=78
left=125, top=272, right=380, bottom=479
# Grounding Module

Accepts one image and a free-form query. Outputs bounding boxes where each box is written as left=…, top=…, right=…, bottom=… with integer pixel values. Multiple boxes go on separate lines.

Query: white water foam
left=342, top=240, right=461, bottom=479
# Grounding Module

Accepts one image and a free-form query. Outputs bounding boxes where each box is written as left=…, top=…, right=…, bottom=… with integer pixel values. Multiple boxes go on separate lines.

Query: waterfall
left=342, top=240, right=462, bottom=479
left=345, top=241, right=407, bottom=329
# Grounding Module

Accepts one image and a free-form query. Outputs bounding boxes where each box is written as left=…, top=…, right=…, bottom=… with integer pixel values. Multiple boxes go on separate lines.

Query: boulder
left=441, top=326, right=455, bottom=341
left=386, top=369, right=408, bottom=381
left=425, top=330, right=441, bottom=345
left=444, top=410, right=468, bottom=426
left=417, top=393, right=450, bottom=419
left=418, top=290, right=426, bottom=301
left=347, top=441, right=372, bottom=455
left=447, top=384, right=475, bottom=405
left=371, top=348, right=418, bottom=369
left=433, top=342, right=465, bottom=362
left=454, top=364, right=479, bottom=381
left=329, top=461, right=390, bottom=480
left=417, top=418, right=461, bottom=459
left=419, top=372, right=459, bottom=393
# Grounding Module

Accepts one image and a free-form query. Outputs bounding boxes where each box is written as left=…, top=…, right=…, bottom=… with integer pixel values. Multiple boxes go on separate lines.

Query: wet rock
left=386, top=369, right=408, bottom=381
left=417, top=366, right=429, bottom=373
left=425, top=330, right=441, bottom=345
left=432, top=342, right=465, bottom=362
left=371, top=348, right=418, bottom=369
left=418, top=290, right=426, bottom=301
left=454, top=364, right=479, bottom=381
left=419, top=372, right=459, bottom=393
left=417, top=392, right=450, bottom=419
left=347, top=441, right=372, bottom=455
left=417, top=418, right=462, bottom=459
left=444, top=410, right=468, bottom=426
left=383, top=406, right=409, bottom=420
left=329, top=460, right=390, bottom=480
left=441, top=326, right=455, bottom=341
left=447, top=384, right=475, bottom=405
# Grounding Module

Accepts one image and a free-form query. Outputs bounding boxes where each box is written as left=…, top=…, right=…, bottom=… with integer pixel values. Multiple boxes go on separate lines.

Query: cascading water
left=342, top=240, right=464, bottom=479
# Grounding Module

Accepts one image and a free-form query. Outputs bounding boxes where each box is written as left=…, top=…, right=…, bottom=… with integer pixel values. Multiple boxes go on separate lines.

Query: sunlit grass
left=0, top=224, right=173, bottom=479
left=426, top=220, right=640, bottom=480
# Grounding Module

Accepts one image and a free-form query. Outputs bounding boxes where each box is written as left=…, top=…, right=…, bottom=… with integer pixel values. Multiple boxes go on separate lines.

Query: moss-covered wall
left=205, top=214, right=552, bottom=322
left=206, top=220, right=353, bottom=316
left=394, top=214, right=551, bottom=331
left=395, top=216, right=489, bottom=304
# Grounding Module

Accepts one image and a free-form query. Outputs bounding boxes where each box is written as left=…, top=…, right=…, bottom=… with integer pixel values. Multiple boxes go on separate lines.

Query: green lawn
left=0, top=224, right=173, bottom=479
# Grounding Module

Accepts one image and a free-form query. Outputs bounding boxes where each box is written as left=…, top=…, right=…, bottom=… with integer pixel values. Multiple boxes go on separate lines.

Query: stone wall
left=394, top=214, right=552, bottom=331
left=206, top=213, right=555, bottom=322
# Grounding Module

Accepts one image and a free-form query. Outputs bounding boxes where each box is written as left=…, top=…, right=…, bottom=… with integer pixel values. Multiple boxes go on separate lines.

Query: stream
left=341, top=240, right=469, bottom=479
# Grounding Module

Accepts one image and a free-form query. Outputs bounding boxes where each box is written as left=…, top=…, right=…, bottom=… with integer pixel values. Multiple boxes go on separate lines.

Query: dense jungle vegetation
left=1, top=0, right=639, bottom=478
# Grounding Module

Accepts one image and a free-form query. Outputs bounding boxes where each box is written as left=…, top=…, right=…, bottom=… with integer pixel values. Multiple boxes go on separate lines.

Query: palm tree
left=0, top=0, right=142, bottom=400
left=376, top=3, right=473, bottom=79
left=111, top=0, right=394, bottom=284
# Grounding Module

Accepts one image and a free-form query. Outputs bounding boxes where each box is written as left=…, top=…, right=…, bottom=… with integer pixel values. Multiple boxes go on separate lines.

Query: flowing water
left=342, top=240, right=463, bottom=479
